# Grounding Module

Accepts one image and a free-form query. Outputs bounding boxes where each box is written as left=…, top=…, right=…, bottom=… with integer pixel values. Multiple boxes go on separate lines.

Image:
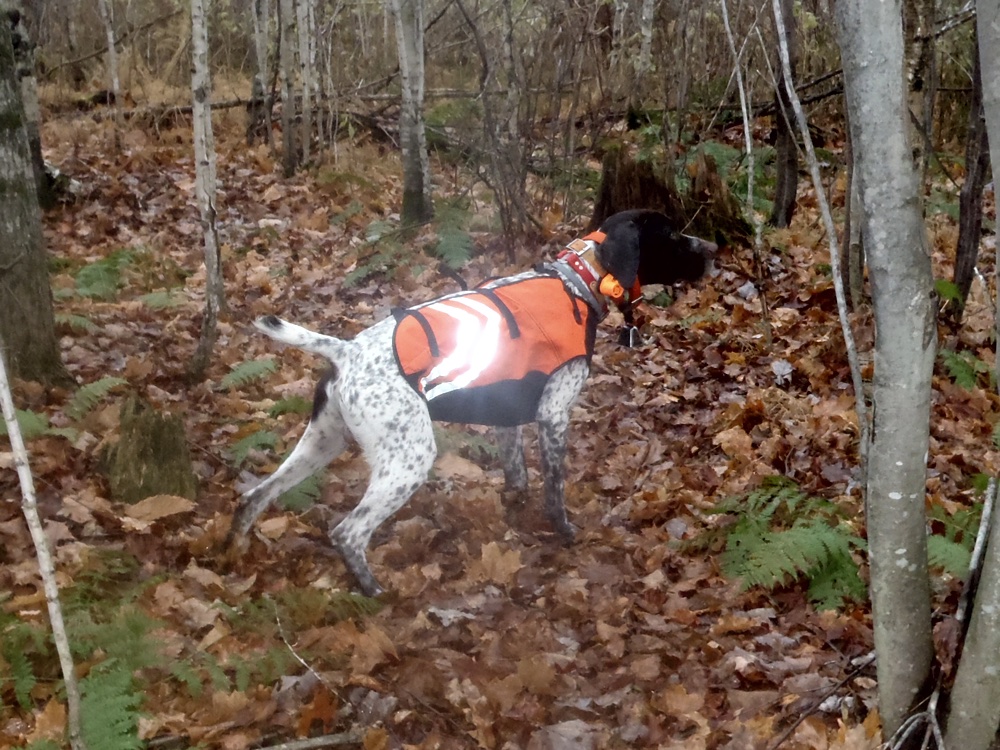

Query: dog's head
left=595, top=209, right=717, bottom=291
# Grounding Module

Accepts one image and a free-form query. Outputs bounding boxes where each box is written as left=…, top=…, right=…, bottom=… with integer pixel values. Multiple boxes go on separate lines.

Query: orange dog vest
left=392, top=275, right=596, bottom=426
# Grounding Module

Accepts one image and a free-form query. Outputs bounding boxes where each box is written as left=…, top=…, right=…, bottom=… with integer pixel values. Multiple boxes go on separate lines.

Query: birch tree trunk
left=188, top=0, right=224, bottom=380
left=636, top=0, right=657, bottom=91
left=95, top=0, right=122, bottom=147
left=0, top=21, right=68, bottom=384
left=389, top=0, right=432, bottom=224
left=278, top=0, right=299, bottom=176
left=835, top=0, right=935, bottom=735
left=943, top=7, right=1000, bottom=747
left=0, top=341, right=86, bottom=750
left=768, top=0, right=798, bottom=227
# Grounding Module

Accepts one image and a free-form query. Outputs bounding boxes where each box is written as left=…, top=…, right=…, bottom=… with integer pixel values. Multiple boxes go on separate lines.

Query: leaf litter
left=1, top=115, right=995, bottom=749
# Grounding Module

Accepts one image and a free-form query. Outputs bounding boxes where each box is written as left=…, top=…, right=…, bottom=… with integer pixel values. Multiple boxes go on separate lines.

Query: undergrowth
left=688, top=476, right=867, bottom=610
left=1, top=550, right=380, bottom=748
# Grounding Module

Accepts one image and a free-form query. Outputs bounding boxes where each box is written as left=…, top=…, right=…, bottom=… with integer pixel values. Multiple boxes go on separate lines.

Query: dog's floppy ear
left=595, top=219, right=641, bottom=289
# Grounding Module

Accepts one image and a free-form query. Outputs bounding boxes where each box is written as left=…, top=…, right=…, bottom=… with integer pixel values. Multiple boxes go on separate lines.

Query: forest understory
left=2, top=104, right=997, bottom=750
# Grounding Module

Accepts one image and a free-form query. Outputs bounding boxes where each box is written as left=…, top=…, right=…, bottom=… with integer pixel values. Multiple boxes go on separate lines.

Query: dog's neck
left=554, top=232, right=614, bottom=317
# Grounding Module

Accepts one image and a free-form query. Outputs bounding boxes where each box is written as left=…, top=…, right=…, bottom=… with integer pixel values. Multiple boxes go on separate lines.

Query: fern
left=230, top=430, right=280, bottom=467
left=168, top=658, right=204, bottom=698
left=221, top=359, right=277, bottom=390
left=927, top=536, right=972, bottom=578
left=279, top=471, right=325, bottom=511
left=939, top=349, right=991, bottom=389
left=138, top=289, right=186, bottom=309
left=80, top=662, right=143, bottom=750
left=74, top=249, right=135, bottom=299
left=55, top=313, right=100, bottom=332
left=5, top=640, right=37, bottom=709
left=269, top=395, right=312, bottom=417
left=693, top=476, right=866, bottom=610
left=365, top=219, right=394, bottom=242
left=66, top=376, right=128, bottom=421
left=0, top=409, right=49, bottom=440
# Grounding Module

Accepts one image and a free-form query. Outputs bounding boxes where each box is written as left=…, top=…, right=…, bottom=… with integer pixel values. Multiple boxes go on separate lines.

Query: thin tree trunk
left=636, top=0, right=657, bottom=94
left=951, top=36, right=989, bottom=321
left=943, top=7, right=1000, bottom=746
left=95, top=0, right=122, bottom=148
left=251, top=0, right=275, bottom=149
left=903, top=0, right=936, bottom=178
left=279, top=0, right=299, bottom=176
left=188, top=0, right=224, bottom=381
left=389, top=0, right=432, bottom=224
left=0, top=20, right=68, bottom=385
left=0, top=341, right=86, bottom=750
left=296, top=0, right=313, bottom=165
left=768, top=0, right=798, bottom=227
left=835, top=0, right=935, bottom=735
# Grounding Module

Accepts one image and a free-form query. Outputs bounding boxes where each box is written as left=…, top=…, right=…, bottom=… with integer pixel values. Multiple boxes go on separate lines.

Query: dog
left=226, top=209, right=717, bottom=596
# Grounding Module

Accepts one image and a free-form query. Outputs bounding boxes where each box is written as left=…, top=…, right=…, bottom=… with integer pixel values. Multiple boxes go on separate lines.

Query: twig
left=719, top=0, right=772, bottom=346
left=266, top=594, right=338, bottom=693
left=768, top=652, right=876, bottom=750
left=252, top=732, right=363, bottom=749
left=0, top=338, right=87, bottom=750
left=771, top=0, right=870, bottom=471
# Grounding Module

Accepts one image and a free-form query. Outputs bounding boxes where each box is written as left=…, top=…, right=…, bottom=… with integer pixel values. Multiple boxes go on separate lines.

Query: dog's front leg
left=536, top=360, right=590, bottom=542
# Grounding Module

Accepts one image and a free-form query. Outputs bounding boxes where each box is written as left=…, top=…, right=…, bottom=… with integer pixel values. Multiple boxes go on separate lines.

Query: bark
left=95, top=0, right=122, bottom=147
left=0, top=339, right=86, bottom=750
left=278, top=0, right=299, bottom=176
left=835, top=0, right=935, bottom=735
left=950, top=35, right=989, bottom=321
left=636, top=0, right=657, bottom=90
left=943, top=7, right=1000, bottom=747
left=0, top=21, right=67, bottom=384
left=188, top=0, right=224, bottom=381
left=249, top=0, right=275, bottom=149
left=903, top=0, right=936, bottom=176
left=389, top=0, right=432, bottom=224
left=768, top=0, right=798, bottom=227
left=295, top=0, right=314, bottom=164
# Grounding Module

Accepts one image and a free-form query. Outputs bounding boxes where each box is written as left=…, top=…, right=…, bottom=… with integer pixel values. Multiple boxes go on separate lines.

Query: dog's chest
left=391, top=275, right=596, bottom=426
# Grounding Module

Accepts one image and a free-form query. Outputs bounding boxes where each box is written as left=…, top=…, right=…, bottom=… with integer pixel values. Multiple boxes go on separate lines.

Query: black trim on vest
left=394, top=308, right=440, bottom=358
left=476, top=288, right=521, bottom=339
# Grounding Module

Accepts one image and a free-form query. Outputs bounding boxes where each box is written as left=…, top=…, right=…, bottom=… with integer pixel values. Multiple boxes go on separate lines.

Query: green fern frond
left=434, top=226, right=473, bottom=269
left=80, top=662, right=143, bottom=750
left=230, top=430, right=280, bottom=467
left=0, top=409, right=49, bottom=440
left=138, top=289, right=187, bottom=309
left=221, top=359, right=277, bottom=390
left=169, top=658, right=204, bottom=698
left=807, top=556, right=867, bottom=610
left=279, top=472, right=325, bottom=511
left=269, top=395, right=312, bottom=417
left=55, top=313, right=100, bottom=332
left=74, top=249, right=135, bottom=299
left=25, top=740, right=61, bottom=750
left=5, top=645, right=37, bottom=709
left=940, top=349, right=991, bottom=389
left=66, top=377, right=128, bottom=421
left=928, top=535, right=972, bottom=578
left=327, top=590, right=385, bottom=620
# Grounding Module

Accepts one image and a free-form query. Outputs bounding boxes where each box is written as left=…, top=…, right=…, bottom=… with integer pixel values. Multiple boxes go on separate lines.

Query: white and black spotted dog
left=226, top=209, right=717, bottom=596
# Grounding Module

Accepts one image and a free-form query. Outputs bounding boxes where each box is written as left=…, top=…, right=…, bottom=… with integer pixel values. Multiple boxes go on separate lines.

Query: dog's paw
left=255, top=314, right=283, bottom=331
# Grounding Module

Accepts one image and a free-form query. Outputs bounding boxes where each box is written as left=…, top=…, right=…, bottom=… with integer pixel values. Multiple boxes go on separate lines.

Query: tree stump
left=107, top=396, right=197, bottom=504
left=590, top=146, right=751, bottom=246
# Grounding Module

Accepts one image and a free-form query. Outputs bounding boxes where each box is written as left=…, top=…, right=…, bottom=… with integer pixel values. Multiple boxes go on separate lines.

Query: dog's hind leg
left=536, top=359, right=590, bottom=542
left=497, top=426, right=528, bottom=503
left=227, top=375, right=347, bottom=545
left=330, top=380, right=437, bottom=596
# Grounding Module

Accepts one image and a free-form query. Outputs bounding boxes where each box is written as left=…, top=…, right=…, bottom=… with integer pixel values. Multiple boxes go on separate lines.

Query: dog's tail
left=254, top=315, right=352, bottom=365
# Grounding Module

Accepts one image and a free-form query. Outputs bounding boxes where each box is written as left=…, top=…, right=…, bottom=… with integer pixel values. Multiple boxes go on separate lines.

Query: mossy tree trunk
left=0, top=21, right=69, bottom=385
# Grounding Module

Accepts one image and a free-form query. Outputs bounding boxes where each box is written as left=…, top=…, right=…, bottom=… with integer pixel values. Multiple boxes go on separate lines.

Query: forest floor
left=2, top=109, right=998, bottom=750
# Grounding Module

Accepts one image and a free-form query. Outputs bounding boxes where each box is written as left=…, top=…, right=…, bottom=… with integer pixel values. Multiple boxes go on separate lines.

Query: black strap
left=397, top=308, right=440, bottom=357
left=477, top=288, right=521, bottom=339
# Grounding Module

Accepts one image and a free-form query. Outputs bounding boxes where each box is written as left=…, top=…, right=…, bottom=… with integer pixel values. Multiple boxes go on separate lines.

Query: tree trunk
left=943, top=8, right=1000, bottom=747
left=769, top=0, right=798, bottom=227
left=835, top=0, right=935, bottom=736
left=249, top=0, right=275, bottom=149
left=903, top=0, right=936, bottom=177
left=188, top=0, right=224, bottom=381
left=0, top=21, right=68, bottom=385
left=95, top=0, right=123, bottom=148
left=295, top=0, right=313, bottom=165
left=389, top=0, right=432, bottom=225
left=950, top=36, right=989, bottom=322
left=278, top=0, right=299, bottom=176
